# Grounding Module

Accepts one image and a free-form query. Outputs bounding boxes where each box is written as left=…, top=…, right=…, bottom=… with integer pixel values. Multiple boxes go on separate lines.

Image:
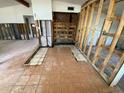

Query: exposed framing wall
left=76, top=0, right=124, bottom=85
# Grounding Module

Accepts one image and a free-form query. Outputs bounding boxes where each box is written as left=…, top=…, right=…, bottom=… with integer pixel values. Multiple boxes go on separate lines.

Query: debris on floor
left=27, top=48, right=48, bottom=65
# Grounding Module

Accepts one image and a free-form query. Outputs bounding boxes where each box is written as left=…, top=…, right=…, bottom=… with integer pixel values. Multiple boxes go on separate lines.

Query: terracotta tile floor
left=0, top=47, right=123, bottom=93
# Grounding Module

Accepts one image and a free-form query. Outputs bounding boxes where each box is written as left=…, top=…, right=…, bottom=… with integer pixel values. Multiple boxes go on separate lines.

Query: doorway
left=53, top=12, right=79, bottom=45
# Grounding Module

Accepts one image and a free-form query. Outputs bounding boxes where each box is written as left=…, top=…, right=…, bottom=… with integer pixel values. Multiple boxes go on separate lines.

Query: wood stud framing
left=77, top=9, right=86, bottom=46
left=87, top=0, right=104, bottom=57
left=83, top=3, right=95, bottom=53
left=79, top=6, right=90, bottom=49
left=76, top=11, right=82, bottom=42
left=100, top=11, right=124, bottom=74
left=76, top=0, right=124, bottom=85
left=109, top=53, right=124, bottom=83
left=92, top=0, right=116, bottom=65
left=0, top=23, right=38, bottom=40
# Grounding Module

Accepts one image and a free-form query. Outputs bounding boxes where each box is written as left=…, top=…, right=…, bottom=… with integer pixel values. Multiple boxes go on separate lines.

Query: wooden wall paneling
left=83, top=3, right=95, bottom=53
left=92, top=0, right=115, bottom=64
left=79, top=6, right=90, bottom=49
left=109, top=53, right=124, bottom=84
left=100, top=11, right=124, bottom=75
left=87, top=0, right=104, bottom=58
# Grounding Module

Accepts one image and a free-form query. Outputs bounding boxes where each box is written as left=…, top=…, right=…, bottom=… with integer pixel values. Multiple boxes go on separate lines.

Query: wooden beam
left=92, top=0, right=115, bottom=64
left=109, top=53, right=124, bottom=84
left=0, top=24, right=4, bottom=39
left=81, top=0, right=98, bottom=10
left=100, top=10, right=124, bottom=74
left=77, top=9, right=86, bottom=46
left=87, top=0, right=104, bottom=57
left=75, top=11, right=83, bottom=42
left=83, top=3, right=95, bottom=53
left=103, top=32, right=124, bottom=40
left=15, top=0, right=30, bottom=7
left=79, top=6, right=90, bottom=49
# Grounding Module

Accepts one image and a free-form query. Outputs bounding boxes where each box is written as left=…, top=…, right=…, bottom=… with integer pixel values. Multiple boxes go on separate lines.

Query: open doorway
left=53, top=12, right=79, bottom=45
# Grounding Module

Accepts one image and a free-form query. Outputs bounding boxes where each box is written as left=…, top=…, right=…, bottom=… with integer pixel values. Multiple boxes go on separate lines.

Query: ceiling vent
left=68, top=7, right=74, bottom=11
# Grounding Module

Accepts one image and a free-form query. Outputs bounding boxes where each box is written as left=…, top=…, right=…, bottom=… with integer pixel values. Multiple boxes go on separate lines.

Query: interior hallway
left=0, top=46, right=123, bottom=93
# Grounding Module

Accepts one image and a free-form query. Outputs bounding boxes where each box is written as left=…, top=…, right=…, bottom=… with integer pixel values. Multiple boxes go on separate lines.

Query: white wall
left=0, top=5, right=33, bottom=23
left=0, top=0, right=81, bottom=22
left=53, top=0, right=81, bottom=13
left=31, top=0, right=52, bottom=20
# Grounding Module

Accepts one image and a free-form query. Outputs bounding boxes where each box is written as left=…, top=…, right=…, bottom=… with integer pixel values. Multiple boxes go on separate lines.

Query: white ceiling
left=0, top=0, right=87, bottom=8
left=0, top=0, right=31, bottom=8
left=53, top=0, right=87, bottom=5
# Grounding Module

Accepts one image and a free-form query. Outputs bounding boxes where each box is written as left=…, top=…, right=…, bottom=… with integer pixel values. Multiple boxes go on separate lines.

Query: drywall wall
left=53, top=0, right=81, bottom=13
left=0, top=5, right=33, bottom=23
left=31, top=0, right=52, bottom=20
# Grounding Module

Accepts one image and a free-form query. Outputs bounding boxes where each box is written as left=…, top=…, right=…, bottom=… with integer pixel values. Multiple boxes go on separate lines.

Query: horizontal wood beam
left=103, top=32, right=124, bottom=40
left=15, top=0, right=30, bottom=7
left=81, top=0, right=98, bottom=10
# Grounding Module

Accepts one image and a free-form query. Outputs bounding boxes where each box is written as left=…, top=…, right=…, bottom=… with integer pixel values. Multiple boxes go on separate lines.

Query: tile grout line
left=9, top=67, right=28, bottom=93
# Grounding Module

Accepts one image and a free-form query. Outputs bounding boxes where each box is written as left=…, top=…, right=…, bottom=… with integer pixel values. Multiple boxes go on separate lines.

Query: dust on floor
left=0, top=46, right=123, bottom=93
